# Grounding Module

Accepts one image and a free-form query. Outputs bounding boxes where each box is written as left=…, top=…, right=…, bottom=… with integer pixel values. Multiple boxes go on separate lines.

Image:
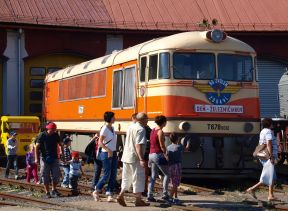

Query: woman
left=93, top=111, right=118, bottom=202
left=246, top=118, right=278, bottom=201
left=147, top=115, right=170, bottom=202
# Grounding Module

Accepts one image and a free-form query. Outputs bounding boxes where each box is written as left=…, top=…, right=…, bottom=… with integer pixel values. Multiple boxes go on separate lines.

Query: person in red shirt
left=147, top=115, right=170, bottom=202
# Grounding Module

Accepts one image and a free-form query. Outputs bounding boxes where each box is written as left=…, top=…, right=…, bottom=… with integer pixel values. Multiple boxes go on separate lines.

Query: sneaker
left=147, top=196, right=156, bottom=202
left=15, top=175, right=19, bottom=180
left=45, top=192, right=51, bottom=199
left=92, top=191, right=100, bottom=202
left=105, top=191, right=112, bottom=196
left=161, top=195, right=170, bottom=201
left=68, top=184, right=73, bottom=189
left=61, top=183, right=69, bottom=188
left=135, top=199, right=150, bottom=207
left=173, top=198, right=181, bottom=205
left=107, top=195, right=114, bottom=202
left=51, top=189, right=61, bottom=197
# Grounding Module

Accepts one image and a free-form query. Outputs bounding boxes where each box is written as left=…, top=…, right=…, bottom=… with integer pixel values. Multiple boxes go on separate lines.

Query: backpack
left=84, top=137, right=99, bottom=164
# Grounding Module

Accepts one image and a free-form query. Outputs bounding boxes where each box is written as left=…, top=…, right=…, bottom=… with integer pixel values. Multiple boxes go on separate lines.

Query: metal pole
left=18, top=28, right=22, bottom=115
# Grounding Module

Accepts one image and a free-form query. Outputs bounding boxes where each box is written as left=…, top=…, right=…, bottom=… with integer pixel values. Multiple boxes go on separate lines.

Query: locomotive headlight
left=206, top=29, right=227, bottom=43
left=244, top=122, right=254, bottom=133
left=211, top=29, right=223, bottom=42
left=179, top=121, right=191, bottom=131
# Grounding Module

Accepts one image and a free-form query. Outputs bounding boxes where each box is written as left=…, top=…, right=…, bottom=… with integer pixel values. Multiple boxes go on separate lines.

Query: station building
left=0, top=0, right=288, bottom=118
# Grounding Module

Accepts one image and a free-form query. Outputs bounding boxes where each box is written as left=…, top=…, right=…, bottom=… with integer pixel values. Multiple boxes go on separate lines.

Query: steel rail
left=0, top=177, right=72, bottom=196
left=0, top=192, right=62, bottom=206
left=275, top=205, right=288, bottom=211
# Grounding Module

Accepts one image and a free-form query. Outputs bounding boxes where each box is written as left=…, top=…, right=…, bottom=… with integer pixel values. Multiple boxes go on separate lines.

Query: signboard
left=195, top=104, right=244, bottom=114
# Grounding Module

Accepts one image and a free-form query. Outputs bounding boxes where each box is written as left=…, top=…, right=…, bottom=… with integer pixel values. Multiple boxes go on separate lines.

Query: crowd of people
left=3, top=113, right=279, bottom=205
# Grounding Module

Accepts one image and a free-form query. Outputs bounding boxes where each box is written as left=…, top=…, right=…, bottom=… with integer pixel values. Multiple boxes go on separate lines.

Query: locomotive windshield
left=218, top=54, right=253, bottom=81
left=173, top=53, right=215, bottom=80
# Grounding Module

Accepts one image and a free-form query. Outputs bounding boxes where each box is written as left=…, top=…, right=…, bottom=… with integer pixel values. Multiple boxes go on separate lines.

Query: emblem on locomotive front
left=194, top=79, right=241, bottom=105
left=207, top=79, right=230, bottom=105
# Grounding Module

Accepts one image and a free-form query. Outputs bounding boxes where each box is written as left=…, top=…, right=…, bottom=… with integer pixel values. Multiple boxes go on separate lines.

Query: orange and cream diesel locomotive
left=44, top=30, right=260, bottom=177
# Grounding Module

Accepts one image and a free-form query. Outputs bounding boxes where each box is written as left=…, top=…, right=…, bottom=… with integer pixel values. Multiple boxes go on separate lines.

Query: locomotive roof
left=46, top=31, right=256, bottom=82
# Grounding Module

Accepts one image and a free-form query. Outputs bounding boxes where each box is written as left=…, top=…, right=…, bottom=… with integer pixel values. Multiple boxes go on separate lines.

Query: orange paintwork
left=45, top=60, right=260, bottom=125
left=45, top=61, right=138, bottom=121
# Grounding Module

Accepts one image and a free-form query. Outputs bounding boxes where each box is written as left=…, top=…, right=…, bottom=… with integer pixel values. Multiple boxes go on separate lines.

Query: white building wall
left=3, top=29, right=28, bottom=115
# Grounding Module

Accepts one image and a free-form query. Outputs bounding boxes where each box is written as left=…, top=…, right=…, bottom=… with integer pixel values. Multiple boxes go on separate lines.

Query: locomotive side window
left=173, top=53, right=215, bottom=80
left=59, top=69, right=106, bottom=101
left=218, top=54, right=253, bottom=81
left=140, top=57, right=146, bottom=82
left=123, top=67, right=136, bottom=107
left=112, top=70, right=123, bottom=108
left=159, top=53, right=170, bottom=79
left=112, top=66, right=136, bottom=109
left=149, top=54, right=158, bottom=80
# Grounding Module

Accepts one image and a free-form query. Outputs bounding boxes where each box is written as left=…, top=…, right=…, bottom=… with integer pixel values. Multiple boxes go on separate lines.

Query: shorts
left=40, top=158, right=61, bottom=185
left=169, top=163, right=182, bottom=187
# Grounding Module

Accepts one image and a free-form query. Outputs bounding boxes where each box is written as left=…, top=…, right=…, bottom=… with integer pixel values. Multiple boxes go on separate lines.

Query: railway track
left=0, top=167, right=287, bottom=210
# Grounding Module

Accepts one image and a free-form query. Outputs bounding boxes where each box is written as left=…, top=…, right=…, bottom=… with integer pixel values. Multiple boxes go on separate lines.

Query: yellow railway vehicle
left=0, top=116, right=40, bottom=157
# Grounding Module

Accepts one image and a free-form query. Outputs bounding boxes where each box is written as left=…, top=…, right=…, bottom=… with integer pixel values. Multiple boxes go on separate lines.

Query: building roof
left=47, top=31, right=256, bottom=82
left=1, top=0, right=288, bottom=31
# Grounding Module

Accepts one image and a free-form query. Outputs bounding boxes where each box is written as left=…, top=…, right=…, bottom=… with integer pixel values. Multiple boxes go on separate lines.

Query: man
left=5, top=131, right=19, bottom=179
left=117, top=112, right=150, bottom=207
left=35, top=122, right=64, bottom=198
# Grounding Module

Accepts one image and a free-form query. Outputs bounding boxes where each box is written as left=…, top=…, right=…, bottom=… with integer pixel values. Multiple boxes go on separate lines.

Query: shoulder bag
left=253, top=144, right=270, bottom=160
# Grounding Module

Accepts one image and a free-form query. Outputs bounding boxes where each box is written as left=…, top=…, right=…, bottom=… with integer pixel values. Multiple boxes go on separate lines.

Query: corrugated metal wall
left=257, top=59, right=288, bottom=118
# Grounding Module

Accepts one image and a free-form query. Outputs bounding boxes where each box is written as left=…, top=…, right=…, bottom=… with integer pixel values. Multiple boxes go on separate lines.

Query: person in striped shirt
left=61, top=137, right=72, bottom=188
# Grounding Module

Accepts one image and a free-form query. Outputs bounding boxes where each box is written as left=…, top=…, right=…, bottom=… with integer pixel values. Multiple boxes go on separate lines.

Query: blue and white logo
left=206, top=79, right=230, bottom=105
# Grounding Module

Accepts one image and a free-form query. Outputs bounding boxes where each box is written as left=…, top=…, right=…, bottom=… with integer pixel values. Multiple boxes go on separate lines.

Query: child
left=5, top=131, right=19, bottom=179
left=26, top=143, right=38, bottom=183
left=167, top=133, right=183, bottom=204
left=69, top=151, right=84, bottom=192
left=61, top=137, right=72, bottom=188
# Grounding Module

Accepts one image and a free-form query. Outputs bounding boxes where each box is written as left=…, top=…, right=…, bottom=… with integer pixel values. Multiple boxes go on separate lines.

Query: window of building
left=30, top=80, right=44, bottom=88
left=159, top=53, right=170, bottom=79
left=47, top=67, right=60, bottom=73
left=30, top=67, right=46, bottom=76
left=30, top=92, right=43, bottom=101
left=29, top=104, right=42, bottom=113
left=149, top=54, right=158, bottom=80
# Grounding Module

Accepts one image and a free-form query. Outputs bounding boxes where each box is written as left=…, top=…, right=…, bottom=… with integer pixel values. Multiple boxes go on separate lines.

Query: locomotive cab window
left=218, top=54, right=253, bottom=81
left=173, top=53, right=215, bottom=80
left=159, top=53, right=170, bottom=79
left=140, top=57, right=147, bottom=82
left=149, top=54, right=158, bottom=80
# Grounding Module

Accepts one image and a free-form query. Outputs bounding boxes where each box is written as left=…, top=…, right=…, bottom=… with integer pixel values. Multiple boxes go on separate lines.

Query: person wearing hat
left=61, top=136, right=72, bottom=188
left=35, top=122, right=64, bottom=198
left=69, top=151, right=84, bottom=192
left=5, top=131, right=19, bottom=179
